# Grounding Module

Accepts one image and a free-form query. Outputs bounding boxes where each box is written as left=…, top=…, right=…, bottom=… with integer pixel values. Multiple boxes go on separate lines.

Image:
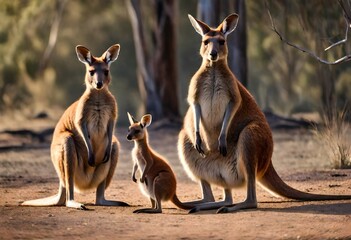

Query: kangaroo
left=21, top=44, right=128, bottom=209
left=126, top=113, right=194, bottom=213
left=178, top=13, right=351, bottom=214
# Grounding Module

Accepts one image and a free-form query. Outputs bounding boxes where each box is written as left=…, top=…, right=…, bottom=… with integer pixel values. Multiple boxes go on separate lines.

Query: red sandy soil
left=0, top=117, right=350, bottom=239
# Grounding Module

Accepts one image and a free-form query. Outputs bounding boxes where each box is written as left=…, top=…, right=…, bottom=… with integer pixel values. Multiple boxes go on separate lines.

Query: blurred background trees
left=127, top=0, right=179, bottom=123
left=1, top=0, right=351, bottom=125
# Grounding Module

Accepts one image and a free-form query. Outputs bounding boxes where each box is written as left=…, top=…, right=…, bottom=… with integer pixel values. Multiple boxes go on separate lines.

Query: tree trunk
left=197, top=0, right=221, bottom=26
left=126, top=0, right=163, bottom=119
left=152, top=0, right=180, bottom=119
left=37, top=0, right=67, bottom=77
left=226, top=0, right=248, bottom=87
left=127, top=0, right=179, bottom=121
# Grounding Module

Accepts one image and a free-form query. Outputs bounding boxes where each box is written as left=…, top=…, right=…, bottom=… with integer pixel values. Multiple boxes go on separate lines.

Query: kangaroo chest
left=133, top=147, right=148, bottom=170
left=88, top=101, right=111, bottom=128
left=197, top=72, right=231, bottom=131
left=79, top=93, right=116, bottom=150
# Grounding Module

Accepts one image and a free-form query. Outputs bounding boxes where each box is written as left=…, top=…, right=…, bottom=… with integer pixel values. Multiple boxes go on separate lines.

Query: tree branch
left=266, top=0, right=351, bottom=65
left=324, top=0, right=351, bottom=51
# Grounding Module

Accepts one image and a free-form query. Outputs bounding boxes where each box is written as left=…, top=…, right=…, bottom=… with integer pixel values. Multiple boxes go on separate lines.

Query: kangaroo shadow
left=258, top=200, right=351, bottom=215
left=168, top=200, right=351, bottom=215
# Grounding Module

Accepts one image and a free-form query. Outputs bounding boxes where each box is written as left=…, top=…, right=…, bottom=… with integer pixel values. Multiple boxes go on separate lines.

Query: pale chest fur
left=132, top=147, right=147, bottom=170
left=77, top=91, right=117, bottom=147
left=189, top=68, right=234, bottom=145
left=132, top=147, right=152, bottom=198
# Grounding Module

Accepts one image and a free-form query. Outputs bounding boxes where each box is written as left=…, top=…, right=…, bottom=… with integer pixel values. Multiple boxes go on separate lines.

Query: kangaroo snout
left=96, top=81, right=103, bottom=89
left=209, top=50, right=218, bottom=61
left=126, top=134, right=133, bottom=141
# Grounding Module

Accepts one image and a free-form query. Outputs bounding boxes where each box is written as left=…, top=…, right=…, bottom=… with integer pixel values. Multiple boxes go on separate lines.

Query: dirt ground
left=0, top=116, right=351, bottom=240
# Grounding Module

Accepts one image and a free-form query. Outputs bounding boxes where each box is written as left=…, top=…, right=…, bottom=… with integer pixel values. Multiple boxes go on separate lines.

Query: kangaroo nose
left=210, top=51, right=218, bottom=60
left=96, top=82, right=103, bottom=89
left=126, top=134, right=132, bottom=141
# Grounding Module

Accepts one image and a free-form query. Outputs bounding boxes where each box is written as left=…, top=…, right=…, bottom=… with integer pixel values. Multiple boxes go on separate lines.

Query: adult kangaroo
left=178, top=13, right=351, bottom=214
left=21, top=44, right=128, bottom=209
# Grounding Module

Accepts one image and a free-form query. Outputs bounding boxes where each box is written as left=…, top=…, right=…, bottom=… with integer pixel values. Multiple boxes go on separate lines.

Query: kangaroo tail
left=258, top=163, right=351, bottom=201
left=171, top=194, right=195, bottom=210
left=21, top=194, right=65, bottom=206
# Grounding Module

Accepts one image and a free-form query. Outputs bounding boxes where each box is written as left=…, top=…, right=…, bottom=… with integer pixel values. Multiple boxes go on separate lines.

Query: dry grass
left=314, top=108, right=351, bottom=169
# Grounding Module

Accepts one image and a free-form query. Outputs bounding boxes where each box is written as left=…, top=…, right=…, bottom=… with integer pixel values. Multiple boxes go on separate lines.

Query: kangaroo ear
left=140, top=114, right=152, bottom=128
left=188, top=14, right=211, bottom=36
left=219, top=13, right=239, bottom=37
left=76, top=45, right=93, bottom=65
left=127, top=112, right=138, bottom=125
left=102, top=44, right=120, bottom=64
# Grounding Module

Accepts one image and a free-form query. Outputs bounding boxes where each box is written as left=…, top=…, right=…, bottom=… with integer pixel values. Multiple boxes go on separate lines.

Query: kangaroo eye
left=89, top=70, right=95, bottom=76
left=219, top=40, right=225, bottom=45
left=203, top=40, right=209, bottom=45
left=104, top=70, right=109, bottom=76
left=134, top=130, right=140, bottom=134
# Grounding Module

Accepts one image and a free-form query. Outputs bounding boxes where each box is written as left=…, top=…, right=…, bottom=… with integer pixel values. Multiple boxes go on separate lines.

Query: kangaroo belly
left=190, top=153, right=244, bottom=188
left=178, top=131, right=245, bottom=189
left=138, top=180, right=153, bottom=199
left=64, top=136, right=110, bottom=192
left=74, top=161, right=110, bottom=192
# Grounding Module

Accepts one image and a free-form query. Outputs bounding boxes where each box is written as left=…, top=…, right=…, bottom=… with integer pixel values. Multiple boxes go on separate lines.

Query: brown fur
left=21, top=44, right=128, bottom=209
left=127, top=113, right=193, bottom=213
left=178, top=14, right=351, bottom=214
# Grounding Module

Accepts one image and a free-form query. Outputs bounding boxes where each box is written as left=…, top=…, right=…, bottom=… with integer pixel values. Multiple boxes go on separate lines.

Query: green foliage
left=0, top=0, right=350, bottom=126
left=0, top=0, right=53, bottom=111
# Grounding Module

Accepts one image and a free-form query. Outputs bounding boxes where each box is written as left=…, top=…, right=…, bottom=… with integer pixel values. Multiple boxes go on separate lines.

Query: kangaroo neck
left=134, top=132, right=150, bottom=153
left=201, top=58, right=228, bottom=70
left=84, top=87, right=109, bottom=98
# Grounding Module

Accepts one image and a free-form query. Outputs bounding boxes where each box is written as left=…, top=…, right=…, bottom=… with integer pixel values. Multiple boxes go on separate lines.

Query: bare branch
left=324, top=0, right=351, bottom=51
left=265, top=1, right=351, bottom=65
left=324, top=17, right=349, bottom=51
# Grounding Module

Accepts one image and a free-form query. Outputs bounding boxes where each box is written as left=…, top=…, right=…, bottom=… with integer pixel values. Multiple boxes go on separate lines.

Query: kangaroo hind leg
left=188, top=188, right=232, bottom=213
left=95, top=140, right=129, bottom=206
left=133, top=175, right=166, bottom=214
left=217, top=125, right=260, bottom=213
left=133, top=197, right=162, bottom=214
left=178, top=131, right=215, bottom=205
left=58, top=132, right=87, bottom=210
left=182, top=179, right=216, bottom=207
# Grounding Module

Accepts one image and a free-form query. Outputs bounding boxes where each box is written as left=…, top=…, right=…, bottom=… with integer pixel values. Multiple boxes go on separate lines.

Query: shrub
left=314, top=108, right=351, bottom=169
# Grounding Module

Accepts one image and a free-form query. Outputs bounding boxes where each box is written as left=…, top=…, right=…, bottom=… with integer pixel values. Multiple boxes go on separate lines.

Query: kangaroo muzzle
left=96, top=81, right=103, bottom=89
left=209, top=50, right=218, bottom=61
left=126, top=134, right=132, bottom=141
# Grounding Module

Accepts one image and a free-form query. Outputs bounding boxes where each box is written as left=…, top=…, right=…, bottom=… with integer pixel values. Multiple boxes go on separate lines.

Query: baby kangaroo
left=178, top=13, right=351, bottom=214
left=126, top=113, right=194, bottom=213
left=21, top=44, right=128, bottom=209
